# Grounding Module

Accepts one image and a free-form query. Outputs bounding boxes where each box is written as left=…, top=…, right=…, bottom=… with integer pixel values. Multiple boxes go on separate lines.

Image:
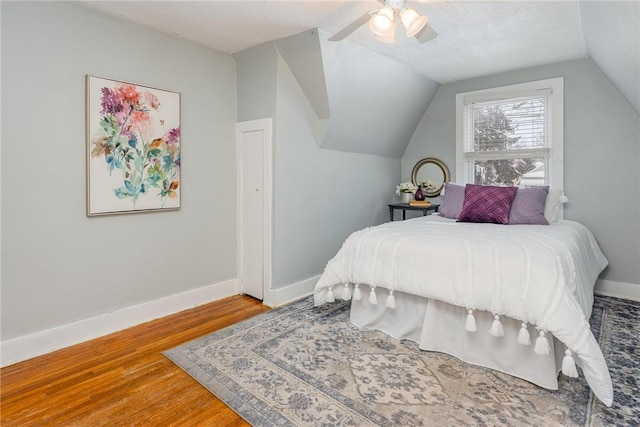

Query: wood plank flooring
left=1, top=295, right=271, bottom=426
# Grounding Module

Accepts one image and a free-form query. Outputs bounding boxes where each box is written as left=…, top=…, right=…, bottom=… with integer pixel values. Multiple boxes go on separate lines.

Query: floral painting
left=86, top=75, right=181, bottom=215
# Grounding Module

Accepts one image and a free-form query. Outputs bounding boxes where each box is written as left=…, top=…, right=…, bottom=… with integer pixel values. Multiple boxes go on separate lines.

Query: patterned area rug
left=164, top=296, right=639, bottom=426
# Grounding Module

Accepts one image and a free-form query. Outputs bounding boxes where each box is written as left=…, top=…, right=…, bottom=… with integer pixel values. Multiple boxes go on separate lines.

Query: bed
left=313, top=214, right=613, bottom=407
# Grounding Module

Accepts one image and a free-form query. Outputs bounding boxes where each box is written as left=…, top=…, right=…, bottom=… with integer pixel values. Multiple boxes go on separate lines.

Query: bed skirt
left=350, top=286, right=566, bottom=390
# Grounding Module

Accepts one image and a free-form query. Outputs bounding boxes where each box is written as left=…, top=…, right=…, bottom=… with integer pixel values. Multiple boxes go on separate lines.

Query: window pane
left=472, top=98, right=547, bottom=152
left=473, top=158, right=546, bottom=187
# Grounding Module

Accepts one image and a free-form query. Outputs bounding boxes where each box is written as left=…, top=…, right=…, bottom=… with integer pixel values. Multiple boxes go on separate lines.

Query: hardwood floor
left=1, top=295, right=271, bottom=426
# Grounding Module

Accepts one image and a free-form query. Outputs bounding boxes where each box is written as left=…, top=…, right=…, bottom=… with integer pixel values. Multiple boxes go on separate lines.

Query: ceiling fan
left=329, top=0, right=437, bottom=44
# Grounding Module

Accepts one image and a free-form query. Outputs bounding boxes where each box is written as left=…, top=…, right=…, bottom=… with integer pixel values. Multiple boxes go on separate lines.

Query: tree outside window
left=472, top=103, right=543, bottom=186
left=455, top=78, right=564, bottom=193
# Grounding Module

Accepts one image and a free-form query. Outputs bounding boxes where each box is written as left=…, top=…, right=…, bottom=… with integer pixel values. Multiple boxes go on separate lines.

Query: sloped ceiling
left=579, top=1, right=640, bottom=113
left=235, top=29, right=439, bottom=158
left=82, top=1, right=639, bottom=113
left=319, top=32, right=439, bottom=157
left=275, top=29, right=330, bottom=120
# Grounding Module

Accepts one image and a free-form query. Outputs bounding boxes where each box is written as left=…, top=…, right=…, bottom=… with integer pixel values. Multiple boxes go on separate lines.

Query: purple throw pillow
left=458, top=184, right=518, bottom=224
left=509, top=186, right=549, bottom=225
left=439, top=183, right=465, bottom=219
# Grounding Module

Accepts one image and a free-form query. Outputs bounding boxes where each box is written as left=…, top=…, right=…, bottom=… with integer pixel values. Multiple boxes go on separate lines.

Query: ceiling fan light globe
left=375, top=20, right=397, bottom=43
left=400, top=7, right=428, bottom=38
left=369, top=6, right=395, bottom=36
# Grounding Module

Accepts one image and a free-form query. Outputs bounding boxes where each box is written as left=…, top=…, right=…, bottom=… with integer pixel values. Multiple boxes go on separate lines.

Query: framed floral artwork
left=86, top=75, right=181, bottom=216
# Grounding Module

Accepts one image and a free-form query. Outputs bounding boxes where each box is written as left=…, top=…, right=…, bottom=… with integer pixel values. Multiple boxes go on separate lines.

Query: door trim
left=236, top=119, right=273, bottom=300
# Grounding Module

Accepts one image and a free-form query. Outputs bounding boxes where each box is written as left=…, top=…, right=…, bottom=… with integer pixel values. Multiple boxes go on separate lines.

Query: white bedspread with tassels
left=313, top=215, right=613, bottom=406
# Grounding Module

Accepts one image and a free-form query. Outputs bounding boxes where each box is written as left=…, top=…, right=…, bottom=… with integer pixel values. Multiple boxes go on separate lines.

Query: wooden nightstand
left=388, top=203, right=440, bottom=221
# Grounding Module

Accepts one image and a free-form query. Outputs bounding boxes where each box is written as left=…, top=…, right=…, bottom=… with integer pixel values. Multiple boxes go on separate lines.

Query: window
left=455, top=78, right=564, bottom=189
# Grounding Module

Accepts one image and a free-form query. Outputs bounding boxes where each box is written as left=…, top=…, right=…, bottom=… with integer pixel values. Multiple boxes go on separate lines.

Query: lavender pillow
left=509, top=186, right=549, bottom=225
left=458, top=184, right=518, bottom=224
left=439, top=183, right=465, bottom=219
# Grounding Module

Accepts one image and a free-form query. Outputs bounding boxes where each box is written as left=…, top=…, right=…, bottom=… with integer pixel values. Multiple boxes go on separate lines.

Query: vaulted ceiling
left=83, top=1, right=639, bottom=113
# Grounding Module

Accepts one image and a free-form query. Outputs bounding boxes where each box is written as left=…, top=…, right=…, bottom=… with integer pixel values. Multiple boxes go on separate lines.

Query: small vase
left=414, top=187, right=425, bottom=201
left=401, top=192, right=412, bottom=204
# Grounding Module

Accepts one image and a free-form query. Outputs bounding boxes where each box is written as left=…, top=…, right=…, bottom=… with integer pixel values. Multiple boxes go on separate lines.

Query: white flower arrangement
left=419, top=180, right=438, bottom=192
left=395, top=181, right=418, bottom=195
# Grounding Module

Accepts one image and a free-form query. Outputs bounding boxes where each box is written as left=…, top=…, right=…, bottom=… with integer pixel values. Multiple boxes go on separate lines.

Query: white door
left=236, top=119, right=272, bottom=300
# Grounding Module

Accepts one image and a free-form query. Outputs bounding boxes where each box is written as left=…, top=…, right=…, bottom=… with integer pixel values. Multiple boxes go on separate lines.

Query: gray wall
left=273, top=53, right=398, bottom=288
left=320, top=36, right=439, bottom=158
left=234, top=44, right=278, bottom=122
left=403, top=58, right=640, bottom=286
left=1, top=2, right=237, bottom=340
left=234, top=39, right=400, bottom=291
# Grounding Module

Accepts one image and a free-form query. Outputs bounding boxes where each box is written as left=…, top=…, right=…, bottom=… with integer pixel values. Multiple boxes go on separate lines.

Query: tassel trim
left=488, top=314, right=504, bottom=337
left=534, top=330, right=551, bottom=355
left=369, top=286, right=378, bottom=305
left=326, top=286, right=335, bottom=303
left=342, top=283, right=351, bottom=301
left=353, top=284, right=362, bottom=301
left=517, top=322, right=531, bottom=346
left=562, top=349, right=579, bottom=378
left=559, top=190, right=569, bottom=203
left=336, top=299, right=559, bottom=360
left=386, top=290, right=396, bottom=309
left=465, top=309, right=477, bottom=332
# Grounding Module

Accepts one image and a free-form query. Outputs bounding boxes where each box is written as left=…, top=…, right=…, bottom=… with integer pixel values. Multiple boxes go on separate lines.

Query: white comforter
left=314, top=216, right=612, bottom=406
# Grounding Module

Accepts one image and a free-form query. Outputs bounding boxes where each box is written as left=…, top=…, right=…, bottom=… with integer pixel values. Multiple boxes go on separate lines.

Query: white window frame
left=455, top=77, right=564, bottom=190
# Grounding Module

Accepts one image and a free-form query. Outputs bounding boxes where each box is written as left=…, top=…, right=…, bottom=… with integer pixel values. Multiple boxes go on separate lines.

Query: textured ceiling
left=82, top=0, right=589, bottom=83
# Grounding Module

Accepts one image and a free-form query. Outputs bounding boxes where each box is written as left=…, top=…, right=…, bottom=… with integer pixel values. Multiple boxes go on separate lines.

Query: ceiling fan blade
left=414, top=23, right=438, bottom=43
left=328, top=11, right=377, bottom=42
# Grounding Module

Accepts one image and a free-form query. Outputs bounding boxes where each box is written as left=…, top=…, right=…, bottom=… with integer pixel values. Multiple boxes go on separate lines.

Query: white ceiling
left=82, top=0, right=591, bottom=83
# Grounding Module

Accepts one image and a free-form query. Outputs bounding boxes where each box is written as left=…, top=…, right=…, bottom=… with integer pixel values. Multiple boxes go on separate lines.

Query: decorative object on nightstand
left=414, top=186, right=425, bottom=201
left=395, top=181, right=417, bottom=204
left=411, top=158, right=451, bottom=197
left=419, top=180, right=438, bottom=197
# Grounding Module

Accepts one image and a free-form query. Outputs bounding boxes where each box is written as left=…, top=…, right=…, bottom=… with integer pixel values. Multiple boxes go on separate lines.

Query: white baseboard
left=263, top=275, right=319, bottom=308
left=0, top=278, right=240, bottom=368
left=595, top=279, right=640, bottom=302
left=6, top=276, right=631, bottom=367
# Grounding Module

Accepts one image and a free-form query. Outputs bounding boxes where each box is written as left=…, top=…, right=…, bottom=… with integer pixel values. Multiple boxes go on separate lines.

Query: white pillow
left=544, top=188, right=563, bottom=223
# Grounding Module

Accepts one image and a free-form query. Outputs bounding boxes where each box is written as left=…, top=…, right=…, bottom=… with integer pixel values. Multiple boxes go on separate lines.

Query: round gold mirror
left=411, top=157, right=450, bottom=197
